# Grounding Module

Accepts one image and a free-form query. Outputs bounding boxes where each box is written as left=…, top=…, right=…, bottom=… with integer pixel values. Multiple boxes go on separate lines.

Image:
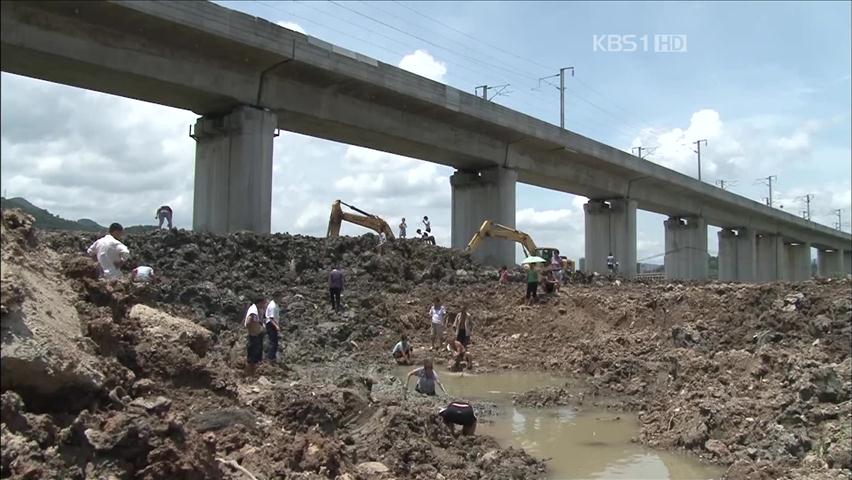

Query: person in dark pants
left=439, top=401, right=477, bottom=436
left=244, top=299, right=266, bottom=376
left=525, top=264, right=539, bottom=305
left=264, top=297, right=280, bottom=362
left=329, top=267, right=344, bottom=312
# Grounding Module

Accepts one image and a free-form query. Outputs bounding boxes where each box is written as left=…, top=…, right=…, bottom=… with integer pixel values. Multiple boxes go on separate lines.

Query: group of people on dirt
left=242, top=297, right=282, bottom=375
left=391, top=297, right=473, bottom=371
left=86, top=222, right=156, bottom=282
left=496, top=250, right=567, bottom=306
left=388, top=298, right=479, bottom=435
left=396, top=216, right=436, bottom=245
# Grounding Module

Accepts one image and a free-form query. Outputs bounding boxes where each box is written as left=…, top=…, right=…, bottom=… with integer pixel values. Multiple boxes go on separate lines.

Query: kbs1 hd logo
left=593, top=34, right=688, bottom=53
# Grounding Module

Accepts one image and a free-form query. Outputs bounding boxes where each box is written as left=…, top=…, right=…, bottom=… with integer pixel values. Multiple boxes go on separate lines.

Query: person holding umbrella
left=522, top=256, right=546, bottom=305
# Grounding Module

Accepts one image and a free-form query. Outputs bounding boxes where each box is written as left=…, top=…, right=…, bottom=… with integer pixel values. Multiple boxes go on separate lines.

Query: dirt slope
left=2, top=209, right=850, bottom=479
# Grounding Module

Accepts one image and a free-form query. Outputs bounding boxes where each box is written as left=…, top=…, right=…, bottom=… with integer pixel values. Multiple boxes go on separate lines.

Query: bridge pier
left=192, top=106, right=277, bottom=234
left=664, top=215, right=707, bottom=280
left=785, top=242, right=811, bottom=281
left=583, top=199, right=636, bottom=278
left=755, top=234, right=787, bottom=282
left=718, top=228, right=757, bottom=282
left=845, top=251, right=852, bottom=275
left=817, top=248, right=845, bottom=277
left=450, top=167, right=517, bottom=267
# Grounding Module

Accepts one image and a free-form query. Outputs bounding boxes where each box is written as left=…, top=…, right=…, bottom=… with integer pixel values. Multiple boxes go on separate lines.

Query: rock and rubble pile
left=3, top=209, right=851, bottom=479
left=1, top=211, right=542, bottom=480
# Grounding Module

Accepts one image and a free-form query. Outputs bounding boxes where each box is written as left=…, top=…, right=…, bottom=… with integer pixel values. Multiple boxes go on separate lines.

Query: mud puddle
left=398, top=367, right=724, bottom=479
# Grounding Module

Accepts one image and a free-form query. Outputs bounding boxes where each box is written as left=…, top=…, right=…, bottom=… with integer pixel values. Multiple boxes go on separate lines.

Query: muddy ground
left=2, top=208, right=851, bottom=479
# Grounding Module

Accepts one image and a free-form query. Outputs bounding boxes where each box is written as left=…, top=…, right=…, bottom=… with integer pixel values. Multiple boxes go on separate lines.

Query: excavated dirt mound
left=2, top=211, right=544, bottom=479
left=4, top=210, right=851, bottom=479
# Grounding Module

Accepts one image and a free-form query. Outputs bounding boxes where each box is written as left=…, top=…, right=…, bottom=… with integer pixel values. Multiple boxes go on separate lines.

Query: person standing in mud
left=86, top=223, right=130, bottom=280
left=405, top=359, right=447, bottom=397
left=429, top=298, right=448, bottom=351
left=452, top=304, right=473, bottom=351
left=244, top=299, right=266, bottom=376
left=329, top=267, right=344, bottom=312
left=265, top=297, right=280, bottom=363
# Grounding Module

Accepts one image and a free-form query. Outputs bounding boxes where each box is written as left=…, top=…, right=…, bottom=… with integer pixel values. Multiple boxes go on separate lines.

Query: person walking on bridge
left=155, top=205, right=173, bottom=229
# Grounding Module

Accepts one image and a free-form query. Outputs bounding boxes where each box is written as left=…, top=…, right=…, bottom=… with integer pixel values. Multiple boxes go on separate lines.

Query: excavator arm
left=327, top=200, right=395, bottom=239
left=465, top=220, right=538, bottom=257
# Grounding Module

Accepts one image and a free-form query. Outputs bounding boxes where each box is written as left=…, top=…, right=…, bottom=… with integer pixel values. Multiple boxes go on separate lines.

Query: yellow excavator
left=326, top=200, right=395, bottom=239
left=465, top=219, right=575, bottom=271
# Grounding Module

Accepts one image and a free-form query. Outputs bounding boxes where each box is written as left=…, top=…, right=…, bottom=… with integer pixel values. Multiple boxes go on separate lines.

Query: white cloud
left=398, top=50, right=447, bottom=82
left=276, top=20, right=305, bottom=34
left=516, top=208, right=574, bottom=229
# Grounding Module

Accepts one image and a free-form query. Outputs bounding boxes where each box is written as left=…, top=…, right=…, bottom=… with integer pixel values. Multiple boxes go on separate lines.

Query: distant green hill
left=1, top=196, right=103, bottom=231
left=0, top=197, right=156, bottom=233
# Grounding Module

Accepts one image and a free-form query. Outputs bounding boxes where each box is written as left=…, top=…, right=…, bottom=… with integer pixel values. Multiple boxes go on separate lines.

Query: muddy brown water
left=396, top=367, right=725, bottom=480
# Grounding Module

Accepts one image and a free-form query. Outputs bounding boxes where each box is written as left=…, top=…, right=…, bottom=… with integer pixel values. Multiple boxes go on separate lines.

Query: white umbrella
left=521, top=256, right=546, bottom=264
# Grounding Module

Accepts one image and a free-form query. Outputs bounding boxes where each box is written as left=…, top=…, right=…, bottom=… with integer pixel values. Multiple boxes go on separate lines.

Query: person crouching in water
left=448, top=339, right=473, bottom=372
left=405, top=359, right=447, bottom=397
left=439, top=401, right=477, bottom=436
left=392, top=334, right=413, bottom=365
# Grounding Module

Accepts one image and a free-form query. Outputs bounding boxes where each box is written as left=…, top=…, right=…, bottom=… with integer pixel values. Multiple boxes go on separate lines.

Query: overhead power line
left=755, top=175, right=778, bottom=208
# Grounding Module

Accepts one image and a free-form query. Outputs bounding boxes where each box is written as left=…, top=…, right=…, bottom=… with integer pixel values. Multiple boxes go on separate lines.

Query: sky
left=2, top=1, right=850, bottom=264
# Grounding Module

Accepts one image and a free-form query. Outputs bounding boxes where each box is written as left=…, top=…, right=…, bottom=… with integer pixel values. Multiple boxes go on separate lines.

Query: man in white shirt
left=265, top=298, right=281, bottom=362
left=428, top=297, right=447, bottom=351
left=378, top=232, right=387, bottom=255
left=244, top=299, right=266, bottom=376
left=86, top=223, right=130, bottom=280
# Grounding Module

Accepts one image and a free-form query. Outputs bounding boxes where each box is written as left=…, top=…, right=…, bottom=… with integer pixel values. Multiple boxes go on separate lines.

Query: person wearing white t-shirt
left=130, top=266, right=155, bottom=283
left=428, top=297, right=447, bottom=351
left=377, top=232, right=387, bottom=255
left=265, top=298, right=281, bottom=362
left=86, top=223, right=130, bottom=279
left=244, top=300, right=266, bottom=376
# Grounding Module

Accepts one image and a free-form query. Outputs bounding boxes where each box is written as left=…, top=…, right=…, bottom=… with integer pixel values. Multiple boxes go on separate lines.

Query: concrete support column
left=845, top=251, right=852, bottom=275
left=192, top=106, right=277, bottom=234
left=817, top=249, right=845, bottom=277
left=450, top=167, right=517, bottom=267
left=717, top=229, right=738, bottom=281
left=756, top=234, right=787, bottom=282
left=583, top=199, right=637, bottom=278
left=784, top=242, right=811, bottom=282
left=664, top=215, right=708, bottom=280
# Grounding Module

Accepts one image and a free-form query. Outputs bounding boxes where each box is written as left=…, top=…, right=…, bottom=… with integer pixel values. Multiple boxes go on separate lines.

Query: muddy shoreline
left=2, top=211, right=850, bottom=479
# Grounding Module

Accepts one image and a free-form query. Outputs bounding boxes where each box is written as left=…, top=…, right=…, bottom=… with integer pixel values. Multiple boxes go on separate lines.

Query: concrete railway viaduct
left=2, top=0, right=850, bottom=280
